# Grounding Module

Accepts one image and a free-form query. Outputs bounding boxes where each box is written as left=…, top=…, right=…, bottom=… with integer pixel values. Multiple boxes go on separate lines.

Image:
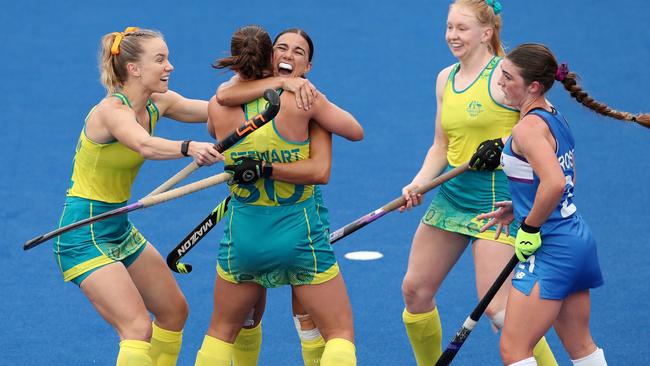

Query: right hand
left=224, top=157, right=263, bottom=185
left=514, top=223, right=542, bottom=262
left=399, top=182, right=424, bottom=212
left=188, top=142, right=224, bottom=166
left=475, top=201, right=514, bottom=239
left=281, top=77, right=318, bottom=110
left=469, top=138, right=504, bottom=171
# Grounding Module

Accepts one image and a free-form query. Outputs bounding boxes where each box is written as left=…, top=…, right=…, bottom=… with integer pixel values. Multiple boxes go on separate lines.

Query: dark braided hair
left=507, top=43, right=650, bottom=128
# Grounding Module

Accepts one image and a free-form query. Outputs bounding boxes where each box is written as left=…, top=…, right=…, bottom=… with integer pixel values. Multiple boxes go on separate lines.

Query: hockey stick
left=24, top=172, right=231, bottom=250
left=328, top=163, right=470, bottom=244
left=166, top=196, right=230, bottom=273
left=435, top=254, right=519, bottom=365
left=164, top=163, right=471, bottom=273
left=145, top=88, right=281, bottom=197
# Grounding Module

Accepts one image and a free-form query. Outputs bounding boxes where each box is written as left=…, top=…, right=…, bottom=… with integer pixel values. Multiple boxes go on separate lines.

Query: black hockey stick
left=166, top=196, right=230, bottom=273
left=166, top=163, right=471, bottom=273
left=435, top=254, right=519, bottom=365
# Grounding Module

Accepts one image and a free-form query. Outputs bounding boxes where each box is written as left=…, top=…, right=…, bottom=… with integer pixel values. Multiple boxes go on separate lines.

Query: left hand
left=281, top=77, right=319, bottom=110
left=476, top=201, right=514, bottom=239
left=470, top=138, right=504, bottom=171
left=224, top=157, right=263, bottom=184
left=399, top=182, right=424, bottom=212
left=514, top=222, right=541, bottom=262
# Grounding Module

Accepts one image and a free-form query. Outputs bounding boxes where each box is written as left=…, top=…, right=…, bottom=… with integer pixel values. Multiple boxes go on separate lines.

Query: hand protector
left=469, top=138, right=504, bottom=171
left=515, top=221, right=541, bottom=262
left=224, top=157, right=263, bottom=184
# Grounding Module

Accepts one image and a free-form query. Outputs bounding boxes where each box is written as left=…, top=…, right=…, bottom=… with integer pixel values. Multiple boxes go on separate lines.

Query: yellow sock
left=150, top=323, right=183, bottom=366
left=533, top=336, right=558, bottom=366
left=117, top=339, right=153, bottom=366
left=194, top=335, right=233, bottom=366
left=320, top=338, right=356, bottom=366
left=402, top=307, right=442, bottom=366
left=233, top=323, right=262, bottom=366
left=301, top=335, right=326, bottom=366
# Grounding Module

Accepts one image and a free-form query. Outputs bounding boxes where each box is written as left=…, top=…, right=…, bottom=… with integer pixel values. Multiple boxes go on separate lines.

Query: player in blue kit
left=474, top=43, right=649, bottom=365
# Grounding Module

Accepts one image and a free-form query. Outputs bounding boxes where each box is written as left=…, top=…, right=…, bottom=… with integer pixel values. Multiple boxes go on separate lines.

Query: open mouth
left=278, top=62, right=293, bottom=76
left=160, top=75, right=170, bottom=82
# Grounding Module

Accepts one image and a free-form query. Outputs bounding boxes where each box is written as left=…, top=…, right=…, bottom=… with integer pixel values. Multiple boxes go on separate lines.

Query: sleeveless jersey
left=226, top=94, right=313, bottom=206
left=501, top=107, right=577, bottom=225
left=441, top=57, right=519, bottom=166
left=66, top=93, right=159, bottom=203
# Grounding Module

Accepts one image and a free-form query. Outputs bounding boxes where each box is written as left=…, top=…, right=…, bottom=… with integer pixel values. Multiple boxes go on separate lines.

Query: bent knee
left=154, top=295, right=189, bottom=330
left=118, top=315, right=153, bottom=341
left=500, top=333, right=534, bottom=364
left=402, top=276, right=436, bottom=310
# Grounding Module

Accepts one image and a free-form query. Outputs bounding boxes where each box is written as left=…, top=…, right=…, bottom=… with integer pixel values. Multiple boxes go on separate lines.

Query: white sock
left=509, top=356, right=537, bottom=366
left=292, top=314, right=321, bottom=341
left=572, top=348, right=607, bottom=365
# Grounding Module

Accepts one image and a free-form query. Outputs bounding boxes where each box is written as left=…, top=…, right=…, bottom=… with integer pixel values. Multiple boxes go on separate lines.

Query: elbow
left=347, top=126, right=364, bottom=142
left=139, top=149, right=156, bottom=160
left=312, top=164, right=331, bottom=184
left=214, top=92, right=228, bottom=106
left=314, top=171, right=331, bottom=185
left=547, top=179, right=566, bottom=201
left=214, top=87, right=234, bottom=106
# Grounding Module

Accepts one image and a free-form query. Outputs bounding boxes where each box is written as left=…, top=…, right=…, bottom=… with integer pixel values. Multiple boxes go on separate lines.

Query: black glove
left=469, top=138, right=504, bottom=171
left=224, top=157, right=263, bottom=184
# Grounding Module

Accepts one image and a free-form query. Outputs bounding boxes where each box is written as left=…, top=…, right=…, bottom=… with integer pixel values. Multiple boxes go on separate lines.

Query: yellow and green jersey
left=226, top=93, right=313, bottom=206
left=66, top=93, right=159, bottom=203
left=441, top=56, right=518, bottom=167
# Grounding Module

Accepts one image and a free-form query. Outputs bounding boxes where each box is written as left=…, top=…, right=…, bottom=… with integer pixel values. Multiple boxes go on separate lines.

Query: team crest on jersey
left=466, top=100, right=484, bottom=118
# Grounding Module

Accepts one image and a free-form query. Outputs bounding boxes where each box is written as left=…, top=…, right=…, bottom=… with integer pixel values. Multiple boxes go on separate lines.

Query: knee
left=314, top=311, right=354, bottom=342
left=174, top=297, right=190, bottom=324
left=118, top=314, right=153, bottom=341
left=401, top=275, right=434, bottom=310
left=155, top=294, right=189, bottom=330
left=500, top=332, right=533, bottom=365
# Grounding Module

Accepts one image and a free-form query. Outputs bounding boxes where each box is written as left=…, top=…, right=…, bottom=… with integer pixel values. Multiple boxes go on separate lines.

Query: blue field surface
left=1, top=1, right=649, bottom=364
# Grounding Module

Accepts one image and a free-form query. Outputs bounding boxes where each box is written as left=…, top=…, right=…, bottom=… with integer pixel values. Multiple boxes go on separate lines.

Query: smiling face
left=445, top=4, right=491, bottom=60
left=273, top=32, right=312, bottom=78
left=129, top=37, right=174, bottom=93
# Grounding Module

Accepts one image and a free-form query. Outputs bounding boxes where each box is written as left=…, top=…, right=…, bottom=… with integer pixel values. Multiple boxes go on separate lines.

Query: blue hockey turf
left=2, top=1, right=649, bottom=364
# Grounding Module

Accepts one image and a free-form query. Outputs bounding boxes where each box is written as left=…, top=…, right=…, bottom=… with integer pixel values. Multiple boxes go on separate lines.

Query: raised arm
left=217, top=75, right=318, bottom=110
left=309, top=94, right=363, bottom=141
left=152, top=90, right=208, bottom=122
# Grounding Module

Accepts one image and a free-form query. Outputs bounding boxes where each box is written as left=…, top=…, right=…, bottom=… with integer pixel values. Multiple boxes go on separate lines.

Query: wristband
left=519, top=219, right=540, bottom=234
left=181, top=140, right=192, bottom=157
left=262, top=161, right=273, bottom=178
